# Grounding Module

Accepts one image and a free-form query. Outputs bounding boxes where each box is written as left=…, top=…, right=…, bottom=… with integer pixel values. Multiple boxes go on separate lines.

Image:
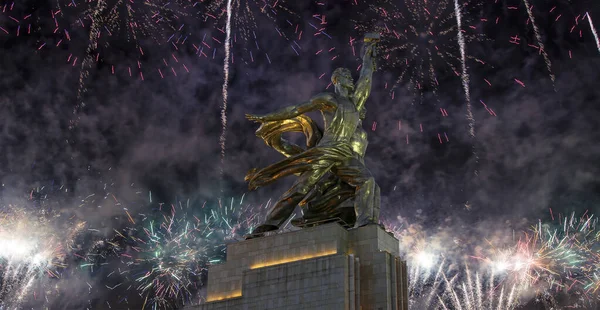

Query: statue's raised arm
left=353, top=33, right=380, bottom=112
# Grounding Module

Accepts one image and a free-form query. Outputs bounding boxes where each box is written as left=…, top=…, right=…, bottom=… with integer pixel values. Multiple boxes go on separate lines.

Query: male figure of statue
left=246, top=33, right=380, bottom=234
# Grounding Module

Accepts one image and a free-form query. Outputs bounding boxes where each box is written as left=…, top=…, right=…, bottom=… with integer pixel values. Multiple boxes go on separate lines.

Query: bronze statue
left=246, top=33, right=381, bottom=235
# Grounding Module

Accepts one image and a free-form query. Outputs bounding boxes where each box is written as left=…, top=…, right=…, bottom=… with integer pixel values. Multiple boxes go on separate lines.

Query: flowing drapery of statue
left=245, top=33, right=381, bottom=236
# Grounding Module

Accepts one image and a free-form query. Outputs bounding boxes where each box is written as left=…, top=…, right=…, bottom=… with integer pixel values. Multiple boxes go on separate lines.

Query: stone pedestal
left=186, top=223, right=408, bottom=310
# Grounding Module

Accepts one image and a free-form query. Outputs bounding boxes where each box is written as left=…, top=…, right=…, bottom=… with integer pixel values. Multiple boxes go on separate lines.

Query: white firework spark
left=522, top=0, right=555, bottom=86
left=587, top=12, right=600, bottom=54
left=0, top=207, right=67, bottom=308
left=452, top=0, right=473, bottom=139
left=219, top=0, right=234, bottom=192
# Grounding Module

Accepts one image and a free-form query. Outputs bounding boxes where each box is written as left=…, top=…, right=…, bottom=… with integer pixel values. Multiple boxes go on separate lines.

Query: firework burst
left=80, top=195, right=264, bottom=309
left=130, top=215, right=204, bottom=309
left=129, top=198, right=262, bottom=308
left=199, top=0, right=298, bottom=61
left=53, top=0, right=201, bottom=127
left=384, top=211, right=600, bottom=309
left=356, top=0, right=486, bottom=102
left=390, top=231, right=525, bottom=309
left=53, top=0, right=199, bottom=72
left=0, top=0, right=200, bottom=129
left=0, top=204, right=69, bottom=308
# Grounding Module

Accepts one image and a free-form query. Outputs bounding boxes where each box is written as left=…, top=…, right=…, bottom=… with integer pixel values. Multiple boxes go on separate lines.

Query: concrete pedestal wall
left=186, top=223, right=408, bottom=310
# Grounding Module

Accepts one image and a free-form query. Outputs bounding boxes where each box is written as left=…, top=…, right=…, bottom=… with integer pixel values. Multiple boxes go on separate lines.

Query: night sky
left=1, top=0, right=599, bottom=309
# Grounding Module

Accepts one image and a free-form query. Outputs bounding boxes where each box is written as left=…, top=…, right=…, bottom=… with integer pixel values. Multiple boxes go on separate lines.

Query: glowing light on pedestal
left=250, top=249, right=338, bottom=269
left=206, top=291, right=242, bottom=302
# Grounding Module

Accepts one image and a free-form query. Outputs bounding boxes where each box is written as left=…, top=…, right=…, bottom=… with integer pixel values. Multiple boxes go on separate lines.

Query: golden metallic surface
left=254, top=114, right=322, bottom=159
left=206, top=291, right=242, bottom=302
left=246, top=34, right=381, bottom=234
left=249, top=249, right=338, bottom=269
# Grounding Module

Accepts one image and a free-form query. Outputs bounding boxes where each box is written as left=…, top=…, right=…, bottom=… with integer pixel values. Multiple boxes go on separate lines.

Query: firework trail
left=452, top=0, right=473, bottom=140
left=588, top=12, right=600, bottom=54
left=72, top=0, right=107, bottom=129
left=522, top=0, right=555, bottom=87
left=204, top=0, right=300, bottom=188
left=452, top=0, right=478, bottom=173
left=54, top=0, right=199, bottom=128
left=219, top=0, right=233, bottom=190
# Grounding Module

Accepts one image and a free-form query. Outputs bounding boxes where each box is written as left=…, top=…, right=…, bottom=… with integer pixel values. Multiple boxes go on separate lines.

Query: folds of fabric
left=246, top=141, right=355, bottom=190
left=247, top=114, right=358, bottom=226
left=254, top=115, right=322, bottom=158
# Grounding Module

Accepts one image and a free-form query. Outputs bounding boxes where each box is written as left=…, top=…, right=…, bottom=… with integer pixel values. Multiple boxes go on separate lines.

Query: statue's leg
left=334, top=159, right=379, bottom=227
left=299, top=176, right=355, bottom=224
left=253, top=166, right=331, bottom=234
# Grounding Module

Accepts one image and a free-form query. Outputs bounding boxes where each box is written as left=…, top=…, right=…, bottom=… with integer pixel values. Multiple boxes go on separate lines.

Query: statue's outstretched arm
left=247, top=93, right=336, bottom=122
left=354, top=33, right=379, bottom=112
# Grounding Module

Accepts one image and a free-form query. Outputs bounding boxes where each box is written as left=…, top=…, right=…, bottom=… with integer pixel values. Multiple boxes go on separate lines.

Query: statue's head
left=331, top=68, right=354, bottom=94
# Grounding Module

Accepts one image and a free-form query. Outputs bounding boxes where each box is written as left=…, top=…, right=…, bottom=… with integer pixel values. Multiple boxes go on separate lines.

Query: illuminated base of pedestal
left=186, top=223, right=408, bottom=310
left=205, top=291, right=242, bottom=302
left=249, top=249, right=338, bottom=269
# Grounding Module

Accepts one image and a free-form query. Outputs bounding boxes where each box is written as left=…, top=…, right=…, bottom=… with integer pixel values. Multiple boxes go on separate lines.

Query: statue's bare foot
left=290, top=217, right=307, bottom=227
left=353, top=215, right=375, bottom=229
left=252, top=224, right=278, bottom=235
left=245, top=224, right=278, bottom=239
